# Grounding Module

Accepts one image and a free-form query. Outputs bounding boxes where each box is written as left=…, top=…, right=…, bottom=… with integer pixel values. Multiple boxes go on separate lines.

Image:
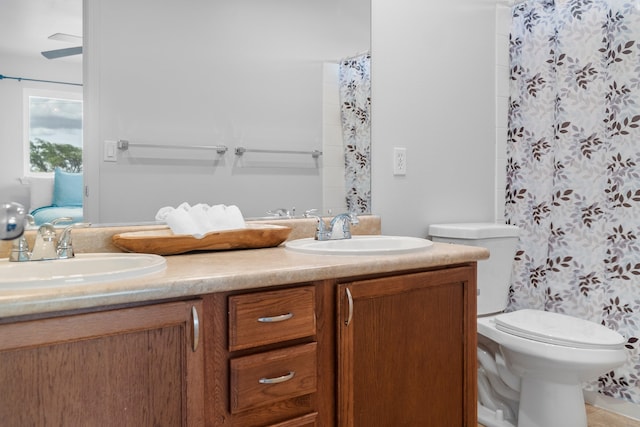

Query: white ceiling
left=0, top=0, right=82, bottom=63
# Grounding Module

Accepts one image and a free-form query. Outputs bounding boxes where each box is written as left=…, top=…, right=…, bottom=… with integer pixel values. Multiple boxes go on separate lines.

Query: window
left=24, top=89, right=83, bottom=175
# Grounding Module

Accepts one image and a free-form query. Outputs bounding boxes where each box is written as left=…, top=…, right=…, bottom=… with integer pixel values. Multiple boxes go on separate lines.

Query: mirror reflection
left=1, top=0, right=371, bottom=226
left=0, top=0, right=83, bottom=225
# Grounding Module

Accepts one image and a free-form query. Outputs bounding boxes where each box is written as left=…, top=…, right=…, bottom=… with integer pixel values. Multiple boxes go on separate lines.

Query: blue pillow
left=52, top=168, right=83, bottom=207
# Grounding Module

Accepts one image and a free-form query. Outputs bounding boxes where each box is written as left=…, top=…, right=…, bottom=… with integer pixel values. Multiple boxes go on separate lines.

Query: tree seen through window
left=28, top=95, right=83, bottom=173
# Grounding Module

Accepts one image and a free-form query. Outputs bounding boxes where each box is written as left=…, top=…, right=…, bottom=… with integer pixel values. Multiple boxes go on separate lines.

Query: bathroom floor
left=477, top=405, right=640, bottom=427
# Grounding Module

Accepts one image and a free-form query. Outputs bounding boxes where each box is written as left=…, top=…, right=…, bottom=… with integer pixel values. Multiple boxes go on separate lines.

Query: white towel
left=155, top=203, right=246, bottom=238
left=165, top=208, right=199, bottom=236
left=190, top=203, right=214, bottom=236
left=207, top=204, right=229, bottom=230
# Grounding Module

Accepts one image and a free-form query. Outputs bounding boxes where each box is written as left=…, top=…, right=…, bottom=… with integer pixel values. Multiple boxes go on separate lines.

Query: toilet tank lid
left=429, top=222, right=520, bottom=239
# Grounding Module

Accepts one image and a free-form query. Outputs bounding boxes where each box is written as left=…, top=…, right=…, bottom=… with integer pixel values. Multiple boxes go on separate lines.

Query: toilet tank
left=428, top=223, right=520, bottom=316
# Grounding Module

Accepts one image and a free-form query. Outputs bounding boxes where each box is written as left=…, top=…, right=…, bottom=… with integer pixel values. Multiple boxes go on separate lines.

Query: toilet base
left=478, top=403, right=516, bottom=427
left=517, top=375, right=587, bottom=427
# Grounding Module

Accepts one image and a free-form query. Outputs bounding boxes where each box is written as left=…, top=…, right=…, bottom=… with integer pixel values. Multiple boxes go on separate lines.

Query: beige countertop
left=0, top=216, right=489, bottom=320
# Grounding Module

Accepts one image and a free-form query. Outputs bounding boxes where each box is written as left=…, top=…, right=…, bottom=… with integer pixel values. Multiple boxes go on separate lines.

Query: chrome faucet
left=30, top=223, right=60, bottom=261
left=10, top=217, right=90, bottom=262
left=304, top=210, right=359, bottom=241
left=329, top=212, right=359, bottom=240
left=266, top=207, right=296, bottom=218
left=0, top=202, right=27, bottom=241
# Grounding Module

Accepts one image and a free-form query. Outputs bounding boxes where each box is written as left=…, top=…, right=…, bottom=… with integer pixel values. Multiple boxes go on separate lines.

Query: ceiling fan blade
left=48, top=33, right=83, bottom=43
left=41, top=46, right=83, bottom=59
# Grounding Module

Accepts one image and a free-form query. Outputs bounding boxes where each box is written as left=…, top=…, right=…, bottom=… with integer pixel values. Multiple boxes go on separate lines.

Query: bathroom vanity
left=0, top=218, right=486, bottom=426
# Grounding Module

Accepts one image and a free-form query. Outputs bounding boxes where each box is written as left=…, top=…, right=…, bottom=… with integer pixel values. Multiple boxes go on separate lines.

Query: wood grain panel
left=230, top=343, right=317, bottom=413
left=337, top=266, right=477, bottom=427
left=0, top=300, right=204, bottom=426
left=229, top=286, right=316, bottom=351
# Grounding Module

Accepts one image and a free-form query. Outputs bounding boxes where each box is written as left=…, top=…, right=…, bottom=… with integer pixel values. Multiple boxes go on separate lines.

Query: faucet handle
left=57, top=222, right=91, bottom=259
left=10, top=235, right=31, bottom=262
left=347, top=212, right=359, bottom=225
left=304, top=209, right=331, bottom=240
left=51, top=216, right=73, bottom=226
left=8, top=213, right=37, bottom=262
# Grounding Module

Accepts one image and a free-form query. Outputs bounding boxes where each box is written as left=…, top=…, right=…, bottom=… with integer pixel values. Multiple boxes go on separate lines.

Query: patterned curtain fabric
left=339, top=53, right=371, bottom=214
left=506, top=0, right=640, bottom=403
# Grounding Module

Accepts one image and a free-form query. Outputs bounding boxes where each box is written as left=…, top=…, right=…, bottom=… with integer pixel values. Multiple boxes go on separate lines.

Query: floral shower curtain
left=506, top=0, right=640, bottom=403
left=339, top=53, right=371, bottom=214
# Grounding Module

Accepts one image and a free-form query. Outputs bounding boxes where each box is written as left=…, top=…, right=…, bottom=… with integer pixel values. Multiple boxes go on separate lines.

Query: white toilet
left=429, top=223, right=627, bottom=427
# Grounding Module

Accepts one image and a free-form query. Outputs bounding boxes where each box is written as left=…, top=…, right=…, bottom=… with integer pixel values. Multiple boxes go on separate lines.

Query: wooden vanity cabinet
left=0, top=261, right=477, bottom=426
left=205, top=285, right=323, bottom=427
left=0, top=299, right=205, bottom=426
left=336, top=265, right=478, bottom=427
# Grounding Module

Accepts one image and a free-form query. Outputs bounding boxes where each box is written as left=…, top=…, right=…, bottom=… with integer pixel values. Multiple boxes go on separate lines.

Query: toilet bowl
left=479, top=310, right=626, bottom=427
left=429, top=223, right=627, bottom=427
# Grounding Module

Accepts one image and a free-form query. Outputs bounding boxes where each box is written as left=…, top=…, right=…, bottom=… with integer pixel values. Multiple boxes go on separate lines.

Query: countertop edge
left=0, top=242, right=488, bottom=319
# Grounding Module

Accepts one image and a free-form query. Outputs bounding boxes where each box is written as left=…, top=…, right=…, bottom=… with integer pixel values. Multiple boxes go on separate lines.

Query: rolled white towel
left=155, top=202, right=246, bottom=237
left=155, top=206, right=175, bottom=221
left=207, top=204, right=231, bottom=230
left=225, top=205, right=246, bottom=229
left=190, top=203, right=214, bottom=236
left=176, top=202, right=192, bottom=212
left=165, top=208, right=200, bottom=236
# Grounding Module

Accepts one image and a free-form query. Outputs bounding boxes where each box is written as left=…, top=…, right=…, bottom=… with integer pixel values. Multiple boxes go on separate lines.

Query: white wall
left=0, top=54, right=82, bottom=207
left=84, top=0, right=369, bottom=223
left=371, top=0, right=498, bottom=237
left=322, top=63, right=348, bottom=216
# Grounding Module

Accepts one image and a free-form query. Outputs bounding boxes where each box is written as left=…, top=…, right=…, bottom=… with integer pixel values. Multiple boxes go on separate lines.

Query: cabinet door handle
left=345, top=287, right=353, bottom=326
left=259, top=371, right=296, bottom=384
left=191, top=305, right=200, bottom=352
left=257, top=312, right=294, bottom=323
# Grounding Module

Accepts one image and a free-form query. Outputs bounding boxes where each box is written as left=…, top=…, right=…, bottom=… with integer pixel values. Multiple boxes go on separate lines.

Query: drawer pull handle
left=257, top=312, right=294, bottom=323
left=259, top=371, right=296, bottom=384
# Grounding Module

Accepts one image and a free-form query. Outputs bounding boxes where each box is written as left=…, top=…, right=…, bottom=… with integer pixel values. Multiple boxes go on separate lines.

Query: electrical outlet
left=393, top=147, right=407, bottom=176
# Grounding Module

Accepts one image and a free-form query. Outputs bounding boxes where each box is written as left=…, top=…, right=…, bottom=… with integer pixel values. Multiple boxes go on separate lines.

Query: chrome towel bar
left=234, top=147, right=322, bottom=158
left=117, top=139, right=228, bottom=154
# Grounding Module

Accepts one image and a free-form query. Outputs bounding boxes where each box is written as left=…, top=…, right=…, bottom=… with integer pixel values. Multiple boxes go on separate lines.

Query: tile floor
left=477, top=405, right=640, bottom=427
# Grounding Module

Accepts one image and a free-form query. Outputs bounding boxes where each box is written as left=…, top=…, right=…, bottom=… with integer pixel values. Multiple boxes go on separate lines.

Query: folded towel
left=155, top=203, right=246, bottom=238
left=190, top=203, right=214, bottom=236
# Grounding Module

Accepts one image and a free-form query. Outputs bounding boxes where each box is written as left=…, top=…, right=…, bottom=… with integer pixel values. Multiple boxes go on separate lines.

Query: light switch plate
left=104, top=140, right=117, bottom=162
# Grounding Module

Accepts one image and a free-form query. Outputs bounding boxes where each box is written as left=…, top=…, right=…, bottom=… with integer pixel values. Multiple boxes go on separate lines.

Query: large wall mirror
left=1, top=0, right=370, bottom=225
left=85, top=0, right=371, bottom=224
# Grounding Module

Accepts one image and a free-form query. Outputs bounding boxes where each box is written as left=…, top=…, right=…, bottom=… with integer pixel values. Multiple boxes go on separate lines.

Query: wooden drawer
left=230, top=342, right=317, bottom=414
left=266, top=412, right=318, bottom=427
left=229, top=286, right=316, bottom=351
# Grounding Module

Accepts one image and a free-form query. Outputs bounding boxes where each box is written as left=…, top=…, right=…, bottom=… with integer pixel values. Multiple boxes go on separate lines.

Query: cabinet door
left=337, top=266, right=477, bottom=427
left=0, top=299, right=205, bottom=427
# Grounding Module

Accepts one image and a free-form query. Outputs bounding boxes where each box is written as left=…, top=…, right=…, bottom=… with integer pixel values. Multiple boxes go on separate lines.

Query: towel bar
left=234, top=147, right=322, bottom=158
left=117, top=140, right=228, bottom=154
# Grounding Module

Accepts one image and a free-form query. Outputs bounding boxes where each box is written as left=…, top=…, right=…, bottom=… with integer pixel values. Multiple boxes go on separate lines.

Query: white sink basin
left=0, top=253, right=166, bottom=289
left=285, top=235, right=433, bottom=255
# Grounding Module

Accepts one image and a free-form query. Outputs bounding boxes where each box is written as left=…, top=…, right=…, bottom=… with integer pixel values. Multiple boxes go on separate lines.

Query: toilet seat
left=494, top=309, right=624, bottom=350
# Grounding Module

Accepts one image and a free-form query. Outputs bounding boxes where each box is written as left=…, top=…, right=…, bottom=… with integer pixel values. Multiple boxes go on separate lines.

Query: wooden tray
left=112, top=224, right=292, bottom=255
